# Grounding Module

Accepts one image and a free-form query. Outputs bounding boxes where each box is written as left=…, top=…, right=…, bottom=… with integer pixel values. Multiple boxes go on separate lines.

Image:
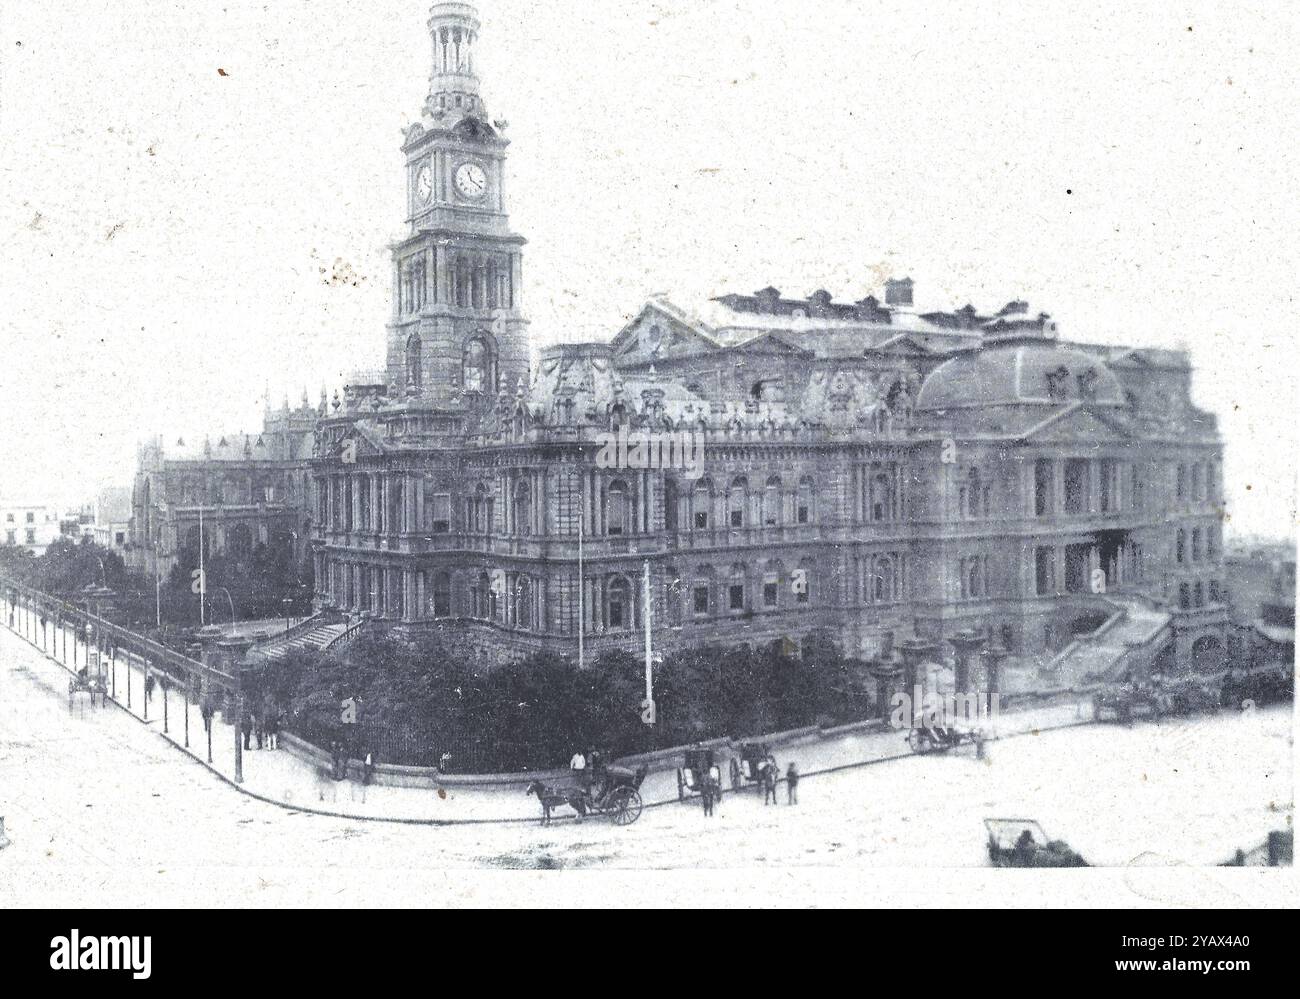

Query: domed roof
left=915, top=338, right=1124, bottom=411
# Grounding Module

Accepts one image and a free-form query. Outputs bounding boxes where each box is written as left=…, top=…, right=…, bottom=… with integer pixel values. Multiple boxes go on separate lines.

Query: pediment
left=1020, top=404, right=1133, bottom=443
left=612, top=304, right=719, bottom=361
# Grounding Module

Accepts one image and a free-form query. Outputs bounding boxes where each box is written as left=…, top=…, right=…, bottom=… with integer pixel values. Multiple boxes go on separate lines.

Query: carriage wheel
left=729, top=759, right=741, bottom=790
left=906, top=729, right=926, bottom=754
left=610, top=788, right=643, bottom=826
left=677, top=771, right=686, bottom=802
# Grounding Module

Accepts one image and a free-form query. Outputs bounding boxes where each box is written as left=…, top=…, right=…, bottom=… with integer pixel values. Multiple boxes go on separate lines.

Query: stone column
left=898, top=638, right=941, bottom=700
left=872, top=659, right=903, bottom=722
left=948, top=629, right=987, bottom=695
left=980, top=644, right=1008, bottom=696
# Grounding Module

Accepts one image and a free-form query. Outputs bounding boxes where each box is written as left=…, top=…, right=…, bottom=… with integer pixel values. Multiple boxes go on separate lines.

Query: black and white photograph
left=0, top=0, right=1296, bottom=922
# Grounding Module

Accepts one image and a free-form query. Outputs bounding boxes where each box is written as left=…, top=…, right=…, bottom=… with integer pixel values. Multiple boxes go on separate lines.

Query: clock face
left=454, top=162, right=487, bottom=199
left=415, top=164, right=433, bottom=203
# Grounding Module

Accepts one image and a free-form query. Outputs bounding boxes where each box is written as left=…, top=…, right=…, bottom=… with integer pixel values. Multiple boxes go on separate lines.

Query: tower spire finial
left=426, top=3, right=485, bottom=120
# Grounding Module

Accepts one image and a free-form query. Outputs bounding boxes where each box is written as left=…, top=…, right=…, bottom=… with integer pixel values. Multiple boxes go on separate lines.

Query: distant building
left=128, top=396, right=321, bottom=580
left=92, top=486, right=133, bottom=552
left=1224, top=541, right=1295, bottom=665
left=0, top=501, right=62, bottom=556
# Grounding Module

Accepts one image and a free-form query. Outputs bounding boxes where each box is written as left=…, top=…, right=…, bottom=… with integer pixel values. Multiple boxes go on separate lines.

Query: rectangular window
left=5, top=530, right=14, bottom=544
left=1099, top=459, right=1116, bottom=513
left=1064, top=543, right=1090, bottom=593
left=728, top=584, right=745, bottom=611
left=693, top=585, right=709, bottom=615
left=729, top=509, right=743, bottom=528
left=1035, top=547, right=1055, bottom=596
left=25, top=529, right=36, bottom=543
left=763, top=581, right=778, bottom=608
left=1064, top=459, right=1088, bottom=515
left=797, top=504, right=809, bottom=524
left=25, top=512, right=34, bottom=524
left=430, top=493, right=451, bottom=533
left=694, top=511, right=709, bottom=530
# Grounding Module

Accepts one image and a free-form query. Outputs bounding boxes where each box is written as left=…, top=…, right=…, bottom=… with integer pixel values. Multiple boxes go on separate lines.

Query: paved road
left=1, top=622, right=1291, bottom=907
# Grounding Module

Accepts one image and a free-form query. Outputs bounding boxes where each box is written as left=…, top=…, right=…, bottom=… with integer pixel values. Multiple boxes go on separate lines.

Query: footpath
left=2, top=616, right=1097, bottom=826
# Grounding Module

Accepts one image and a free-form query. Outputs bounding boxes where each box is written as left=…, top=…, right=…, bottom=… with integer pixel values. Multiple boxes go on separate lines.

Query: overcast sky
left=1, top=1, right=1295, bottom=540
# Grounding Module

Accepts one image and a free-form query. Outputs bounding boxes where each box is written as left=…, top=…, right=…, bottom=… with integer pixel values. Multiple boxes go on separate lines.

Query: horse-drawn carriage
left=906, top=721, right=985, bottom=755
left=68, top=667, right=108, bottom=710
left=677, top=747, right=722, bottom=802
left=1221, top=662, right=1293, bottom=708
left=527, top=763, right=648, bottom=826
left=1093, top=678, right=1169, bottom=724
left=729, top=742, right=777, bottom=791
left=985, top=818, right=1088, bottom=868
left=1163, top=674, right=1223, bottom=716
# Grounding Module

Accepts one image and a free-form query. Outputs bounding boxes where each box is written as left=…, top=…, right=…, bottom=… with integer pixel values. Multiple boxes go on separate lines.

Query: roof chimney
left=884, top=277, right=913, bottom=308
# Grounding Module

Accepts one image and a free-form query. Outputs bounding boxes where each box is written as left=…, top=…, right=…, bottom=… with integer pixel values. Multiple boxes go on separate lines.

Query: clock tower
left=386, top=2, right=528, bottom=407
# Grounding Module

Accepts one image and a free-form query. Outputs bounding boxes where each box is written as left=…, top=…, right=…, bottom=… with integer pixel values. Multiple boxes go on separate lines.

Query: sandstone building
left=310, top=3, right=1229, bottom=683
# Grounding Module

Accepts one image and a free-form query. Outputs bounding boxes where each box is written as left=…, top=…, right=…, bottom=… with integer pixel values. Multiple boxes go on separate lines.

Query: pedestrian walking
left=786, top=762, right=799, bottom=805
left=253, top=712, right=264, bottom=750
left=702, top=781, right=715, bottom=817
left=762, top=759, right=778, bottom=805
left=363, top=749, right=376, bottom=786
left=241, top=713, right=253, bottom=750
left=264, top=709, right=279, bottom=750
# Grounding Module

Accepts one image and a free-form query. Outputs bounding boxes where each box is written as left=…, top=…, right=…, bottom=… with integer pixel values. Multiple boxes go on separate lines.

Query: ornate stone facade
left=310, top=3, right=1228, bottom=675
left=129, top=396, right=319, bottom=579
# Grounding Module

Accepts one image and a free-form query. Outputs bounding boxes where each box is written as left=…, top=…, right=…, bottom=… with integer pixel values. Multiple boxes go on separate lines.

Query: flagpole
left=577, top=481, right=585, bottom=670
left=198, top=506, right=206, bottom=626
left=643, top=558, right=653, bottom=724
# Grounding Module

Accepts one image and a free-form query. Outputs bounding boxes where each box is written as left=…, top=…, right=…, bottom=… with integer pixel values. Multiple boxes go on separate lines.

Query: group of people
left=239, top=709, right=282, bottom=751
left=568, top=748, right=609, bottom=798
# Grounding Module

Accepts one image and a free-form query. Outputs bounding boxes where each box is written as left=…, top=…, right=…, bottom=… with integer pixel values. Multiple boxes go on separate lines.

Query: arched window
left=665, top=565, right=683, bottom=625
left=874, top=556, right=894, bottom=602
left=762, top=561, right=781, bottom=608
left=692, top=478, right=712, bottom=530
left=462, top=336, right=497, bottom=394
left=1176, top=529, right=1186, bottom=564
left=607, top=480, right=629, bottom=535
left=473, top=484, right=489, bottom=533
left=966, top=468, right=982, bottom=518
left=514, top=480, right=532, bottom=536
left=872, top=472, right=893, bottom=522
left=797, top=475, right=815, bottom=525
left=664, top=478, right=679, bottom=531
left=692, top=566, right=715, bottom=616
left=728, top=476, right=748, bottom=528
left=607, top=576, right=632, bottom=630
left=727, top=563, right=747, bottom=612
left=1191, top=528, right=1203, bottom=561
left=764, top=475, right=782, bottom=526
left=433, top=571, right=452, bottom=618
left=227, top=523, right=253, bottom=560
left=515, top=575, right=532, bottom=630
left=405, top=334, right=422, bottom=390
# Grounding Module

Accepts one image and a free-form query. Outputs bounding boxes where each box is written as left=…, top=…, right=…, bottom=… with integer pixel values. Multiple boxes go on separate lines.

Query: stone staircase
left=1046, top=596, right=1172, bottom=688
left=246, top=619, right=352, bottom=665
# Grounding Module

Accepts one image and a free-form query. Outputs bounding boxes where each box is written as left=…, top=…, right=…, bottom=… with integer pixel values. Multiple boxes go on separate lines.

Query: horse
left=525, top=780, right=590, bottom=826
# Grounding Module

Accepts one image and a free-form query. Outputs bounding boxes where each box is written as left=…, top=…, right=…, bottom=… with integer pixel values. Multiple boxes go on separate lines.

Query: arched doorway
left=1190, top=635, right=1226, bottom=674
